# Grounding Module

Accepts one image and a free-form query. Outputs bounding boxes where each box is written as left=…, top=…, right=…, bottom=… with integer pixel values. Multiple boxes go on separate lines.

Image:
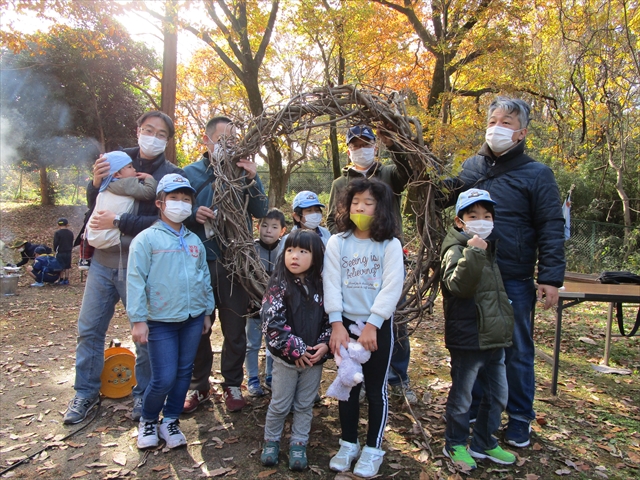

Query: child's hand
left=358, top=323, right=378, bottom=352
left=202, top=315, right=212, bottom=335
left=329, top=322, right=349, bottom=355
left=294, top=352, right=313, bottom=368
left=131, top=322, right=149, bottom=344
left=307, top=343, right=329, bottom=364
left=92, top=155, right=110, bottom=188
left=467, top=235, right=487, bottom=250
left=136, top=172, right=152, bottom=180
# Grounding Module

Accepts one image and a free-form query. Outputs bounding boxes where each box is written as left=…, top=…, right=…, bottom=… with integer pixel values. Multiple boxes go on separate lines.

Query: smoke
left=0, top=56, right=101, bottom=171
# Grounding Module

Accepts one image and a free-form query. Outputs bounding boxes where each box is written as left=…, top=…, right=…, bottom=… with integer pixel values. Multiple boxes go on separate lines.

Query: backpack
left=40, top=254, right=64, bottom=273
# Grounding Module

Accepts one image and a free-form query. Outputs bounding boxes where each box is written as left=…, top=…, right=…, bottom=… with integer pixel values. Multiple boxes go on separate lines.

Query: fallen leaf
left=70, top=471, right=89, bottom=478
left=532, top=442, right=543, bottom=451
left=152, top=463, right=169, bottom=472
left=209, top=467, right=232, bottom=476
left=555, top=468, right=571, bottom=475
left=257, top=469, right=278, bottom=478
left=112, top=452, right=126, bottom=466
left=579, top=336, right=597, bottom=345
left=525, top=474, right=540, bottom=480
left=68, top=452, right=84, bottom=461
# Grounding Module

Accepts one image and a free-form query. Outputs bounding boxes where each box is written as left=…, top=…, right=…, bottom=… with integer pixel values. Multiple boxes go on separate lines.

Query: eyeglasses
left=140, top=126, right=169, bottom=141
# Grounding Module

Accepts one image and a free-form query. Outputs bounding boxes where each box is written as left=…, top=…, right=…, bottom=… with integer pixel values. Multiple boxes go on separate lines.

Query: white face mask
left=485, top=126, right=521, bottom=154
left=350, top=147, right=376, bottom=170
left=138, top=135, right=167, bottom=157
left=461, top=219, right=494, bottom=240
left=163, top=200, right=192, bottom=223
left=302, top=212, right=323, bottom=230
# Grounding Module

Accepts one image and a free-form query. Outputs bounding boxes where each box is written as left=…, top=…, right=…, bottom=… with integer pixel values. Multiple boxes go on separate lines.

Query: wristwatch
left=113, top=214, right=121, bottom=228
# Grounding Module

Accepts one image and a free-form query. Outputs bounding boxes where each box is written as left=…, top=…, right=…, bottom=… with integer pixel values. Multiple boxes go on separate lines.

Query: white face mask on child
left=461, top=219, right=494, bottom=239
left=302, top=213, right=323, bottom=230
left=163, top=200, right=192, bottom=223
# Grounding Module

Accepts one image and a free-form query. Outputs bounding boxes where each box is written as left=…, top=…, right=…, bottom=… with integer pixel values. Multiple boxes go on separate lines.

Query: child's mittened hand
left=202, top=315, right=212, bottom=335
left=329, top=322, right=350, bottom=355
left=131, top=322, right=149, bottom=344
left=467, top=235, right=487, bottom=250
left=358, top=323, right=378, bottom=352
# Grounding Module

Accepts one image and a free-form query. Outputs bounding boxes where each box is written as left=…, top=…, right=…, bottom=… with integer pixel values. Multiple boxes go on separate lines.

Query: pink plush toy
left=326, top=322, right=372, bottom=401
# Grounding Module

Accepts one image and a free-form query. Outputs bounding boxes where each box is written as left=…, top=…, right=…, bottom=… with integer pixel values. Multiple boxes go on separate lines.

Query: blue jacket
left=183, top=151, right=269, bottom=261
left=126, top=222, right=215, bottom=323
left=450, top=141, right=566, bottom=287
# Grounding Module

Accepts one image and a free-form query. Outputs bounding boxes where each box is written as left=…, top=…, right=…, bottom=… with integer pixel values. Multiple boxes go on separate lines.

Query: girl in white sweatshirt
left=322, top=178, right=404, bottom=478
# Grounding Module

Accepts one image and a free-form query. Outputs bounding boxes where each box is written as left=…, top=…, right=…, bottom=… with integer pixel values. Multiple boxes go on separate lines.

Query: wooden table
left=551, top=281, right=640, bottom=395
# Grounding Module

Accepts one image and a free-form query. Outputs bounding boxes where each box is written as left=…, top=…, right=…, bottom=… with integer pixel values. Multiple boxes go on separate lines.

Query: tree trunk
left=329, top=118, right=341, bottom=179
left=265, top=140, right=285, bottom=207
left=39, top=165, right=52, bottom=206
left=161, top=0, right=178, bottom=164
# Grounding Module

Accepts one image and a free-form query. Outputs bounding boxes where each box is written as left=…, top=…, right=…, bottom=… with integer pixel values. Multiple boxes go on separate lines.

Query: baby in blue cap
left=85, top=151, right=158, bottom=250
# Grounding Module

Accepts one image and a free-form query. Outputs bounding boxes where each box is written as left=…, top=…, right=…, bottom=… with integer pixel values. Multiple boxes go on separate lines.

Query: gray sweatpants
left=263, top=356, right=323, bottom=445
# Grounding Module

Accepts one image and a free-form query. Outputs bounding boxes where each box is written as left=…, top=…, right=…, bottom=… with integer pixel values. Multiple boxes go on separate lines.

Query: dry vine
left=208, top=85, right=446, bottom=332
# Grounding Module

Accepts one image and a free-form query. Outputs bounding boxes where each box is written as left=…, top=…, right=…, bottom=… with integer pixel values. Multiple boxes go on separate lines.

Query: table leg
left=552, top=299, right=563, bottom=396
left=604, top=302, right=613, bottom=366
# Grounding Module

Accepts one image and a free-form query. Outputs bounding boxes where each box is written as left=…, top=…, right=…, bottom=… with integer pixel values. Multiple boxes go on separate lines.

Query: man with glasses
left=181, top=116, right=269, bottom=413
left=64, top=111, right=184, bottom=425
left=326, top=125, right=418, bottom=404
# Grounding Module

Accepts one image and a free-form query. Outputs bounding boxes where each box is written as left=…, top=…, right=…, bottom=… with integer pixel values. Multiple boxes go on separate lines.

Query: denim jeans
left=73, top=259, right=150, bottom=400
left=445, top=348, right=508, bottom=452
left=245, top=316, right=273, bottom=379
left=388, top=321, right=410, bottom=386
left=142, top=314, right=205, bottom=421
left=264, top=356, right=323, bottom=445
left=468, top=278, right=537, bottom=424
left=503, top=278, right=537, bottom=423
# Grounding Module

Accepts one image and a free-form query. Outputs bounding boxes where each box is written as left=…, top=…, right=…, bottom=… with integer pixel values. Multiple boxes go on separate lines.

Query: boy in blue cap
left=278, top=190, right=331, bottom=257
left=85, top=151, right=157, bottom=250
left=26, top=246, right=61, bottom=286
left=440, top=188, right=516, bottom=469
left=127, top=173, right=214, bottom=450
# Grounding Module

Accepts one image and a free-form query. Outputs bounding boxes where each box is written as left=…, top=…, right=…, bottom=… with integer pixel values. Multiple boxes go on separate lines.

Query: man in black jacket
left=64, top=111, right=184, bottom=425
left=449, top=97, right=565, bottom=448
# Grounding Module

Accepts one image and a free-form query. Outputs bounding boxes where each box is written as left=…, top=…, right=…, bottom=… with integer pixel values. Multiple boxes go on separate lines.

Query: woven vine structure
left=207, top=85, right=445, bottom=332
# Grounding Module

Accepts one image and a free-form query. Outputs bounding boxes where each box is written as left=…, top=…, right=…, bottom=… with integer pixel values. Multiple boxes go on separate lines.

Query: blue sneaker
left=247, top=377, right=265, bottom=397
left=505, top=419, right=531, bottom=448
left=30, top=282, right=44, bottom=287
left=265, top=375, right=272, bottom=389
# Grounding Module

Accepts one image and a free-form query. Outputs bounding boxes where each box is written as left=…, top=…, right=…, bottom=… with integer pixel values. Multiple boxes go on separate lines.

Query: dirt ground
left=1, top=202, right=639, bottom=480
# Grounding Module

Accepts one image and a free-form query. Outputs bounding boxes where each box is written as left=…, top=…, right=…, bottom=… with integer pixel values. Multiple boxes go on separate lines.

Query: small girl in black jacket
left=260, top=229, right=330, bottom=471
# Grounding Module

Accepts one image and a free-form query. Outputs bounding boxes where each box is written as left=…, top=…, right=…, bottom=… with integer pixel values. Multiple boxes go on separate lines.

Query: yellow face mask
left=350, top=213, right=374, bottom=231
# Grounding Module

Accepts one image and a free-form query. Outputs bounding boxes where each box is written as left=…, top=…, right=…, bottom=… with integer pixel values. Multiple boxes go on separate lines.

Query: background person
left=327, top=125, right=416, bottom=404
left=53, top=218, right=74, bottom=285
left=183, top=115, right=269, bottom=413
left=11, top=240, right=51, bottom=267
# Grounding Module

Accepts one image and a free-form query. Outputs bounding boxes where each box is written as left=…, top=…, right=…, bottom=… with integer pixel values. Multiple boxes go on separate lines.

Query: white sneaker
left=353, top=446, right=385, bottom=478
left=158, top=418, right=187, bottom=448
left=137, top=419, right=159, bottom=449
left=329, top=439, right=361, bottom=472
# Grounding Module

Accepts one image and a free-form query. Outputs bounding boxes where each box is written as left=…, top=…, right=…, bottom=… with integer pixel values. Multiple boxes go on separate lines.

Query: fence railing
left=566, top=219, right=639, bottom=274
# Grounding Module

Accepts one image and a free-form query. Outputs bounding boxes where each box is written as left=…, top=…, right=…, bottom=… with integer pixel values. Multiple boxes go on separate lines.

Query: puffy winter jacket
left=440, top=227, right=514, bottom=350
left=451, top=141, right=565, bottom=287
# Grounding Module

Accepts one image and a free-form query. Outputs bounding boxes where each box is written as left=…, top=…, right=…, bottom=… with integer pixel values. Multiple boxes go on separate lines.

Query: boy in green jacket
left=440, top=189, right=516, bottom=470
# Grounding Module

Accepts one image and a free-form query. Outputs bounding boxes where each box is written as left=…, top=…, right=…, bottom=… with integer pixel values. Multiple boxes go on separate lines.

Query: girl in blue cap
left=127, top=173, right=214, bottom=450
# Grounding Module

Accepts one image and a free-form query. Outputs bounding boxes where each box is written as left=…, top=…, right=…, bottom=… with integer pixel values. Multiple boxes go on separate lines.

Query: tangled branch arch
left=206, top=85, right=445, bottom=331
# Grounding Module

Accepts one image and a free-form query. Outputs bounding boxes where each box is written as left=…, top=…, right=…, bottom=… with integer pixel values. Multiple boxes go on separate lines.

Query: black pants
left=190, top=260, right=249, bottom=390
left=339, top=317, right=393, bottom=449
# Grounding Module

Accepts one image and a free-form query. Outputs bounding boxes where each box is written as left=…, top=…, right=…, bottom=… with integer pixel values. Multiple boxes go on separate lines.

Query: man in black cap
left=54, top=218, right=74, bottom=285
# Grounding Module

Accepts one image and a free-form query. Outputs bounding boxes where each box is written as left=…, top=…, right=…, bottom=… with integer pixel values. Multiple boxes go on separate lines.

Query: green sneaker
left=442, top=445, right=477, bottom=470
left=261, top=441, right=280, bottom=466
left=289, top=443, right=308, bottom=471
left=470, top=445, right=516, bottom=465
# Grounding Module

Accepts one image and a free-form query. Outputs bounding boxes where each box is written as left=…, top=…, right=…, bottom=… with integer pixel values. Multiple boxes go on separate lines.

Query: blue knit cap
left=99, top=151, right=133, bottom=192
